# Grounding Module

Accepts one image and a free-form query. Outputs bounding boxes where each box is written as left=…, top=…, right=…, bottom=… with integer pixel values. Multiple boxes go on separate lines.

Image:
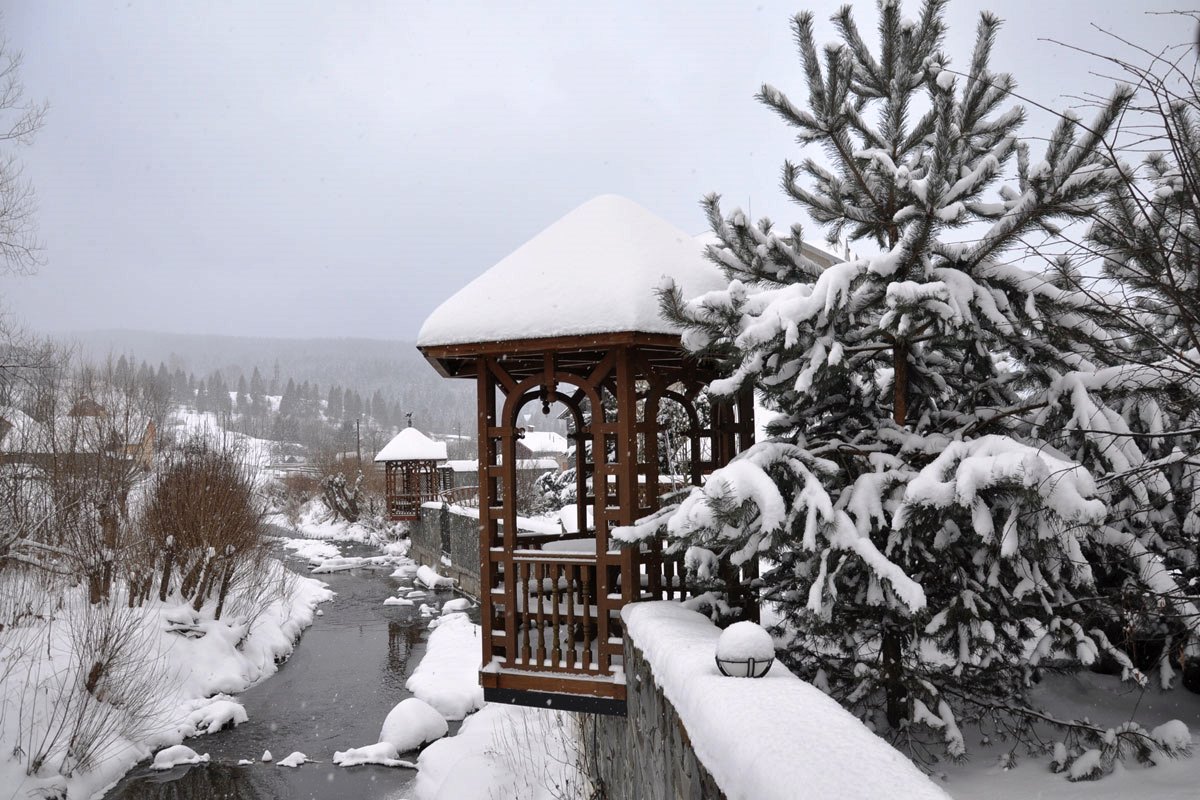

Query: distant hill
left=61, top=328, right=475, bottom=434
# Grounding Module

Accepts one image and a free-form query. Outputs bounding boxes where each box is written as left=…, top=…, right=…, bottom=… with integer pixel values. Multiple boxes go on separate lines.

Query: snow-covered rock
left=184, top=696, right=248, bottom=735
left=333, top=741, right=417, bottom=768
left=392, top=564, right=419, bottom=579
left=277, top=751, right=308, bottom=768
left=440, top=598, right=472, bottom=615
left=150, top=745, right=209, bottom=771
left=384, top=596, right=415, bottom=606
left=379, top=698, right=449, bottom=753
left=415, top=565, right=455, bottom=589
left=261, top=750, right=273, bottom=762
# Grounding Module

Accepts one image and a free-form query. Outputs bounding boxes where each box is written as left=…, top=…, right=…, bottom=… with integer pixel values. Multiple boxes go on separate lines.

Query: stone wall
left=409, top=503, right=481, bottom=597
left=585, top=637, right=725, bottom=800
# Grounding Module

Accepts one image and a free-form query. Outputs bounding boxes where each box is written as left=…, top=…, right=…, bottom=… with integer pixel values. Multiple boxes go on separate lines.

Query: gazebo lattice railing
left=383, top=458, right=441, bottom=521
left=422, top=333, right=755, bottom=714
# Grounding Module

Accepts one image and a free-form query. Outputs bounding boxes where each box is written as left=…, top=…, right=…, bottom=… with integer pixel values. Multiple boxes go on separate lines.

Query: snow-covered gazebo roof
left=373, top=427, right=448, bottom=463
left=417, top=194, right=727, bottom=348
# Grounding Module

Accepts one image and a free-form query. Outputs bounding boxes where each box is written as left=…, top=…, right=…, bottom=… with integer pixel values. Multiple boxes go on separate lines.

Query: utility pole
left=356, top=418, right=361, bottom=468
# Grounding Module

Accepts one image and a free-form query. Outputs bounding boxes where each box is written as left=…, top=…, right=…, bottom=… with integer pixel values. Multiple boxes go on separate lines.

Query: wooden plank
left=483, top=670, right=627, bottom=701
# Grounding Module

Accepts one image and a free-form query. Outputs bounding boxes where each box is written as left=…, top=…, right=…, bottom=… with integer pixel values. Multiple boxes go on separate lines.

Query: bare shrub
left=220, top=550, right=299, bottom=646
left=13, top=583, right=171, bottom=778
left=138, top=438, right=266, bottom=615
left=267, top=472, right=322, bottom=528
left=314, top=448, right=388, bottom=522
left=487, top=708, right=599, bottom=800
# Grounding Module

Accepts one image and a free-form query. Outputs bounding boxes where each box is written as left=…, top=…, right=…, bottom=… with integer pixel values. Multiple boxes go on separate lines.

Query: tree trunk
left=214, top=557, right=236, bottom=620
left=158, top=544, right=174, bottom=601
left=191, top=557, right=215, bottom=612
left=98, top=503, right=118, bottom=603
left=179, top=555, right=205, bottom=600
left=893, top=341, right=909, bottom=427
left=882, top=627, right=907, bottom=728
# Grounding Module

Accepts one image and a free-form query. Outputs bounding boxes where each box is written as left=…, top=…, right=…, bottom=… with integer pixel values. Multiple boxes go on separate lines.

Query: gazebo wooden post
left=614, top=346, right=640, bottom=611
left=476, top=357, right=499, bottom=673
left=498, top=363, right=521, bottom=668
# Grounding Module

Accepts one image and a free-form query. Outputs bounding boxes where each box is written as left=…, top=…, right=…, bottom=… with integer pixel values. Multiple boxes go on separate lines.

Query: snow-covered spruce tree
left=623, top=0, right=1192, bottom=765
left=1046, top=40, right=1200, bottom=690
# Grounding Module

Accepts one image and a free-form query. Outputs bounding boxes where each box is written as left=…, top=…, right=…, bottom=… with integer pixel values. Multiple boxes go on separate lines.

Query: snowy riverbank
left=0, top=559, right=332, bottom=800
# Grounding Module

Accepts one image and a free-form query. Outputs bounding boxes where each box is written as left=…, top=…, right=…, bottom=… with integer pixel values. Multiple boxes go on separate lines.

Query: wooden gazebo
left=374, top=427, right=448, bottom=521
left=417, top=195, right=756, bottom=714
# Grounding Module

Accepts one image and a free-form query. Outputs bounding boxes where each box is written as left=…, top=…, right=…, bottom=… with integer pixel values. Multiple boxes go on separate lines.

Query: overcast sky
left=1, top=1, right=1183, bottom=340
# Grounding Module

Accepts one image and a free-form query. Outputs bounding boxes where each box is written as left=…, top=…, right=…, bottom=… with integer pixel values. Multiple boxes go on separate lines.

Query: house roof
left=416, top=195, right=728, bottom=347
left=517, top=430, right=569, bottom=455
left=374, top=427, right=448, bottom=463
left=0, top=408, right=41, bottom=454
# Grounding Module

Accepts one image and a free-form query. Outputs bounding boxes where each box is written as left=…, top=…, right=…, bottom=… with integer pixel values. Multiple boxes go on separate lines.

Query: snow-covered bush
left=637, top=0, right=1192, bottom=768
left=533, top=467, right=577, bottom=513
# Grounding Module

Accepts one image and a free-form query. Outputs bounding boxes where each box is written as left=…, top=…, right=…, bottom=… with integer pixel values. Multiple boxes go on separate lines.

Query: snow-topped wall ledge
left=587, top=602, right=950, bottom=800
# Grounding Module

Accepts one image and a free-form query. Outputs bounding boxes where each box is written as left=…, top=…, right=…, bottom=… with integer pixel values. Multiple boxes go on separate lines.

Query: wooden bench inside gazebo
left=417, top=195, right=756, bottom=714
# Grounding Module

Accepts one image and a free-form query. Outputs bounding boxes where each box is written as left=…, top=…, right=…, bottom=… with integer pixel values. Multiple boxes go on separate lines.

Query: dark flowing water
left=104, top=537, right=469, bottom=800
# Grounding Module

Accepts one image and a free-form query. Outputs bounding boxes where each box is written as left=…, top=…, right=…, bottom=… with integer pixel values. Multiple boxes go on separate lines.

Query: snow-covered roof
left=374, top=428, right=448, bottom=462
left=417, top=195, right=728, bottom=347
left=0, top=408, right=41, bottom=454
left=517, top=430, right=569, bottom=454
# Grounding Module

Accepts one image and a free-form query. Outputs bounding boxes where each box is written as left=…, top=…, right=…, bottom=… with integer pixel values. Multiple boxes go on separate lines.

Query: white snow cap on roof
left=417, top=195, right=727, bottom=347
left=518, top=430, right=569, bottom=454
left=374, top=428, right=448, bottom=462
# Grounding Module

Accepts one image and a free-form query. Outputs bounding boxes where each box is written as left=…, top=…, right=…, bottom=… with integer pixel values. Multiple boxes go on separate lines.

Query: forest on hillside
left=65, top=329, right=476, bottom=444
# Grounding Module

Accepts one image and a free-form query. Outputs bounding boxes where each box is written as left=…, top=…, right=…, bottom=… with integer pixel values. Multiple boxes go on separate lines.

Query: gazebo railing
left=504, top=550, right=604, bottom=674
left=439, top=485, right=480, bottom=508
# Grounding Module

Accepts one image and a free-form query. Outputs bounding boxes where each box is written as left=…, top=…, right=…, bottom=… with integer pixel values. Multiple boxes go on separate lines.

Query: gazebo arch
left=417, top=195, right=756, bottom=713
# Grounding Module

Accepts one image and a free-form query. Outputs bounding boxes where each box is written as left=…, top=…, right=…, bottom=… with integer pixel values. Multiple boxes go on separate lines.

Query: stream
left=104, top=535, right=471, bottom=800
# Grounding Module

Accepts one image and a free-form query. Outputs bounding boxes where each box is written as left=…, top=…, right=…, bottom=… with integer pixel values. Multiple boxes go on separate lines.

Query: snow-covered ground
left=170, top=409, right=275, bottom=478
left=406, top=611, right=484, bottom=720
left=942, top=670, right=1200, bottom=799
left=0, top=561, right=331, bottom=800
left=411, top=608, right=591, bottom=800
left=271, top=499, right=409, bottom=546
left=273, top=501, right=411, bottom=575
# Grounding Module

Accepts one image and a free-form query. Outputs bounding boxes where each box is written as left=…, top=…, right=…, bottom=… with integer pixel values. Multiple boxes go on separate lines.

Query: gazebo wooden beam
left=419, top=332, right=684, bottom=379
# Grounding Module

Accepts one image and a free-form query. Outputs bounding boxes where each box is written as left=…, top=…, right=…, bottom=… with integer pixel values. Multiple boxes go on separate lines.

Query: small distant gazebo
left=417, top=195, right=757, bottom=714
left=375, top=427, right=448, bottom=521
